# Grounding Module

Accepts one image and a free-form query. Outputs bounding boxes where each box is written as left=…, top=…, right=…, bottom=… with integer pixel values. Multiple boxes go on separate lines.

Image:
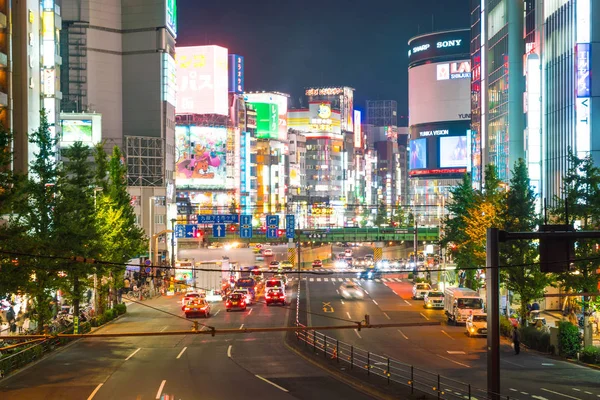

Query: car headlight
left=341, top=290, right=349, bottom=297
left=356, top=291, right=364, bottom=297
left=367, top=271, right=373, bottom=278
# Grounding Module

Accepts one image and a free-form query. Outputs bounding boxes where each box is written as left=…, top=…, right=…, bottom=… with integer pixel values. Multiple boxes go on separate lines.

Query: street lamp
left=148, top=196, right=157, bottom=265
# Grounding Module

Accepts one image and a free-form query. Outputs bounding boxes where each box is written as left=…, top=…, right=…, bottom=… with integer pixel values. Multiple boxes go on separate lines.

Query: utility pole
left=413, top=217, right=418, bottom=278
left=486, top=228, right=500, bottom=400
left=171, top=218, right=177, bottom=271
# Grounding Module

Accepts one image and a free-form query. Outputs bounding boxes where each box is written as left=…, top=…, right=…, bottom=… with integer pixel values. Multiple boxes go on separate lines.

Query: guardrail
left=0, top=337, right=62, bottom=378
left=294, top=283, right=517, bottom=400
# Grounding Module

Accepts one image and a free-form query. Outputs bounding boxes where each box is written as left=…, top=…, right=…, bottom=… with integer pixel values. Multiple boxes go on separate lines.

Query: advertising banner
left=248, top=102, right=279, bottom=139
left=243, top=93, right=288, bottom=141
left=61, top=120, right=92, bottom=143
left=354, top=110, right=362, bottom=148
left=228, top=54, right=244, bottom=94
left=176, top=45, right=229, bottom=115
left=289, top=164, right=301, bottom=187
left=439, top=136, right=468, bottom=168
left=408, top=30, right=470, bottom=65
left=342, top=87, right=354, bottom=132
left=410, top=138, right=427, bottom=169
left=166, top=0, right=178, bottom=38
left=175, top=126, right=227, bottom=189
left=576, top=43, right=591, bottom=98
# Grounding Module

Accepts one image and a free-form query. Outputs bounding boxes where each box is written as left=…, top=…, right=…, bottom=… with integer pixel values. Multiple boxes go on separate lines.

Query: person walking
left=512, top=325, right=521, bottom=355
left=16, top=310, right=24, bottom=334
left=6, top=306, right=16, bottom=335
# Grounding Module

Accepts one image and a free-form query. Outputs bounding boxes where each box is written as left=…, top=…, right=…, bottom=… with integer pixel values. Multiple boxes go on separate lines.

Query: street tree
left=374, top=201, right=388, bottom=227
left=392, top=204, right=407, bottom=226
left=500, top=159, right=550, bottom=323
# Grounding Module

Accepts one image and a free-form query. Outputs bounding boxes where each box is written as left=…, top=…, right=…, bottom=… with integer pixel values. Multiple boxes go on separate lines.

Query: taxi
left=225, top=293, right=247, bottom=312
left=184, top=299, right=211, bottom=318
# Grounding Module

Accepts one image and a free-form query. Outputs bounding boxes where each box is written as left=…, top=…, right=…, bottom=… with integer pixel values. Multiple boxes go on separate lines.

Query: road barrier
left=294, top=283, right=519, bottom=400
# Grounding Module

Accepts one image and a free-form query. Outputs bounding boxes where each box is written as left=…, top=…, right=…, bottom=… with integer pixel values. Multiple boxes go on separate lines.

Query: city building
left=288, top=87, right=356, bottom=227
left=60, top=0, right=178, bottom=263
left=12, top=0, right=63, bottom=174
left=408, top=29, right=472, bottom=225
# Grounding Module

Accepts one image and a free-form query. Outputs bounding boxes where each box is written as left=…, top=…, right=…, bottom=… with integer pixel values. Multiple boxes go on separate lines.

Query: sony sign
left=437, top=39, right=462, bottom=48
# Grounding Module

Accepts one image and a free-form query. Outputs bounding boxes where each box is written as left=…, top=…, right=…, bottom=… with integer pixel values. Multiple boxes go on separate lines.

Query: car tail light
left=184, top=307, right=190, bottom=311
left=266, top=294, right=271, bottom=299
left=241, top=301, right=245, bottom=306
left=226, top=301, right=231, bottom=306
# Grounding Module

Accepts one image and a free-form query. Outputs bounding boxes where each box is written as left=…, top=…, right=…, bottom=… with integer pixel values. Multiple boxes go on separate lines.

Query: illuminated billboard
left=408, top=29, right=470, bottom=65
left=576, top=43, right=591, bottom=98
left=289, top=164, right=301, bottom=187
left=354, top=110, right=362, bottom=148
left=243, top=92, right=288, bottom=141
left=410, top=139, right=427, bottom=169
left=248, top=102, right=279, bottom=139
left=436, top=61, right=471, bottom=80
left=166, top=0, right=178, bottom=38
left=175, top=126, right=227, bottom=189
left=342, top=87, right=354, bottom=132
left=229, top=55, right=244, bottom=94
left=59, top=113, right=102, bottom=148
left=176, top=45, right=229, bottom=116
left=439, top=136, right=468, bottom=168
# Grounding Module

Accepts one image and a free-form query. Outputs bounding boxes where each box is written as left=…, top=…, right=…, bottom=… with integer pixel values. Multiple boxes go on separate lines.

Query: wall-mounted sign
left=437, top=61, right=471, bottom=80
left=408, top=29, right=470, bottom=65
left=576, top=43, right=591, bottom=98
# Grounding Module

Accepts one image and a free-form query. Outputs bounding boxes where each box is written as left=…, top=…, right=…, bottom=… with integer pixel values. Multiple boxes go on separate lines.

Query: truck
left=444, top=287, right=485, bottom=325
left=194, top=260, right=233, bottom=302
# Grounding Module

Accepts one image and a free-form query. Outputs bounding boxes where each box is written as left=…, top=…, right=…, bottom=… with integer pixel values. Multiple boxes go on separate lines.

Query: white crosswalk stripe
left=316, top=278, right=322, bottom=282
left=375, top=279, right=382, bottom=282
left=323, top=278, right=329, bottom=282
left=309, top=278, right=314, bottom=282
left=338, top=278, right=344, bottom=282
left=394, top=278, right=402, bottom=282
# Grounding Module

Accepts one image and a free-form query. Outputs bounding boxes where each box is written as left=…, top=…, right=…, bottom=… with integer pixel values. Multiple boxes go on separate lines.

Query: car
left=255, top=254, right=265, bottom=262
left=269, top=260, right=280, bottom=270
left=356, top=268, right=381, bottom=280
left=265, top=278, right=285, bottom=292
left=265, top=288, right=286, bottom=305
left=232, top=289, right=253, bottom=305
left=272, top=274, right=288, bottom=285
left=334, top=259, right=348, bottom=269
left=466, top=314, right=488, bottom=337
left=337, top=252, right=346, bottom=260
left=412, top=283, right=432, bottom=300
left=377, top=259, right=391, bottom=269
left=262, top=248, right=274, bottom=256
left=184, top=299, right=211, bottom=318
left=312, top=259, right=323, bottom=268
left=280, top=261, right=294, bottom=271
left=423, top=291, right=444, bottom=309
left=344, top=249, right=353, bottom=257
left=354, top=257, right=367, bottom=267
left=225, top=293, right=247, bottom=312
left=339, top=282, right=364, bottom=300
left=181, top=293, right=201, bottom=309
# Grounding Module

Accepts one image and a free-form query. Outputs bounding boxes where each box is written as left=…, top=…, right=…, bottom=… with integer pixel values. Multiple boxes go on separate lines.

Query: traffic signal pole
left=486, top=228, right=500, bottom=400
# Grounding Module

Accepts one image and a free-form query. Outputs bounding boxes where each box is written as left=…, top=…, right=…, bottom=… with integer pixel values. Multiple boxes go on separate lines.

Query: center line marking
left=87, top=383, right=103, bottom=400
left=441, top=330, right=455, bottom=340
left=541, top=388, right=581, bottom=400
left=176, top=347, right=187, bottom=359
left=227, top=345, right=232, bottom=358
left=256, top=375, right=289, bottom=392
left=383, top=312, right=391, bottom=320
left=436, top=354, right=470, bottom=368
left=346, top=312, right=352, bottom=319
left=404, top=300, right=411, bottom=306
left=214, top=310, right=220, bottom=316
left=248, top=308, right=253, bottom=315
left=160, top=326, right=168, bottom=332
left=155, top=380, right=166, bottom=399
left=372, top=299, right=379, bottom=305
left=447, top=351, right=466, bottom=355
left=420, top=312, right=430, bottom=320
left=364, top=289, right=369, bottom=294
left=398, top=329, right=408, bottom=339
left=239, top=324, right=244, bottom=329
left=354, top=329, right=362, bottom=339
left=125, top=348, right=141, bottom=360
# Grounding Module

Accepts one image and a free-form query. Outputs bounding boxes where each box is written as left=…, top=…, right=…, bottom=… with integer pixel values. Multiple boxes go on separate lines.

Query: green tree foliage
left=374, top=201, right=388, bottom=226
left=500, top=159, right=550, bottom=323
left=392, top=204, right=407, bottom=226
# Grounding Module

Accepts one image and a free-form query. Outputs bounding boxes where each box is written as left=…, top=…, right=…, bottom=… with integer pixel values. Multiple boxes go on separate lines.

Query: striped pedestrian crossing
left=286, top=276, right=402, bottom=283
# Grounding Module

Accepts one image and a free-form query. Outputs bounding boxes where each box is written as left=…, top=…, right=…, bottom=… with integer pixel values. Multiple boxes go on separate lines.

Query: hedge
left=89, top=304, right=127, bottom=328
left=580, top=346, right=600, bottom=364
left=499, top=316, right=514, bottom=338
left=520, top=326, right=551, bottom=353
left=558, top=321, right=581, bottom=358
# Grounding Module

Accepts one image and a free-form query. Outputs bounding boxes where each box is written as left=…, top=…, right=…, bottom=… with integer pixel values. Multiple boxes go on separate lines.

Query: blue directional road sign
left=285, top=214, right=295, bottom=239
left=175, top=224, right=186, bottom=239
left=213, top=223, right=226, bottom=238
left=198, top=214, right=239, bottom=224
left=184, top=224, right=199, bottom=238
left=240, top=214, right=253, bottom=239
left=266, top=215, right=279, bottom=239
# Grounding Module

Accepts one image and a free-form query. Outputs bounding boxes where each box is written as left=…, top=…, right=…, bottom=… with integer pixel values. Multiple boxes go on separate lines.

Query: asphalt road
left=302, top=270, right=600, bottom=400
left=0, top=281, right=375, bottom=400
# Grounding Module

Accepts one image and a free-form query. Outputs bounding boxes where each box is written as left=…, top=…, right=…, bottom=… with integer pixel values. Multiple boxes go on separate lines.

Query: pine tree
left=500, top=159, right=550, bottom=323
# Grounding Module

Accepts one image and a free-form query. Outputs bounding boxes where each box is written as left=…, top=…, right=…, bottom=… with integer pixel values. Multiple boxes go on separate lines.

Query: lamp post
left=148, top=196, right=156, bottom=266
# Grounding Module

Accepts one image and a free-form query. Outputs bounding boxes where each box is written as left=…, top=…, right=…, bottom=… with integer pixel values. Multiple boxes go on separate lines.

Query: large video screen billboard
left=176, top=45, right=229, bottom=116
left=408, top=60, right=471, bottom=126
left=243, top=93, right=288, bottom=141
left=175, top=126, right=227, bottom=189
left=410, top=138, right=427, bottom=169
left=59, top=114, right=102, bottom=148
left=439, top=136, right=468, bottom=168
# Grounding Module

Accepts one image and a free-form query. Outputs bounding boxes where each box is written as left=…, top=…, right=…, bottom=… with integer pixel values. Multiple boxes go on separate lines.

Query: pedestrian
left=16, top=310, right=24, bottom=334
left=512, top=325, right=521, bottom=355
left=7, top=306, right=16, bottom=335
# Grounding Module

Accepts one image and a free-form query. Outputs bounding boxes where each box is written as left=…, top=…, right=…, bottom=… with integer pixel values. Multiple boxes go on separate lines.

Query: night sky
left=177, top=0, right=470, bottom=122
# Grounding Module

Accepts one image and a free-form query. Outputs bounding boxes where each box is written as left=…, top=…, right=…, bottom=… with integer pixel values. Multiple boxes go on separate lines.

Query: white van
left=444, top=287, right=485, bottom=325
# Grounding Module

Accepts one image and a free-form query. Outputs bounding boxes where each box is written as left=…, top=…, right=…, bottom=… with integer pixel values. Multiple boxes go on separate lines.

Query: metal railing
left=0, top=337, right=62, bottom=378
left=294, top=283, right=518, bottom=400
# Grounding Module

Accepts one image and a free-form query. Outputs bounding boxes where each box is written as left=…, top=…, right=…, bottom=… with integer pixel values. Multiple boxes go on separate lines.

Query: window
left=155, top=214, right=165, bottom=224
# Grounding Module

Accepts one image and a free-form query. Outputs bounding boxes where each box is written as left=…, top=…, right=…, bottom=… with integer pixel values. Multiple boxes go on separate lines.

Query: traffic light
left=539, top=224, right=575, bottom=273
left=277, top=229, right=283, bottom=237
left=195, top=231, right=202, bottom=238
left=230, top=225, right=236, bottom=232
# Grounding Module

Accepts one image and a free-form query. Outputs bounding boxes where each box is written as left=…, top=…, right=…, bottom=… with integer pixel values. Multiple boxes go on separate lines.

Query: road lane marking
left=441, top=330, right=455, bottom=340
left=501, top=359, right=522, bottom=367
left=404, top=300, right=411, bottom=306
left=87, top=383, right=103, bottom=400
left=540, top=388, right=581, bottom=399
left=584, top=392, right=593, bottom=395
left=346, top=312, right=352, bottom=319
left=394, top=278, right=401, bottom=282
left=336, top=289, right=340, bottom=294
left=160, top=326, right=168, bottom=332
left=541, top=363, right=554, bottom=366
left=398, top=329, right=408, bottom=339
left=420, top=312, right=430, bottom=320
left=256, top=375, right=289, bottom=392
left=372, top=299, right=379, bottom=305
left=521, top=392, right=529, bottom=395
left=447, top=351, right=465, bottom=355
left=338, top=278, right=344, bottom=282
left=436, top=354, right=471, bottom=368
left=176, top=347, right=187, bottom=359
left=532, top=396, right=549, bottom=400
left=324, top=278, right=329, bottom=282
left=248, top=308, right=253, bottom=315
left=309, top=278, right=314, bottom=282
left=214, top=310, right=220, bottom=316
left=125, top=348, right=141, bottom=360
left=340, top=300, right=345, bottom=304
left=354, top=329, right=362, bottom=339
left=316, top=278, right=322, bottom=282
left=364, top=289, right=369, bottom=294
left=227, top=345, right=232, bottom=358
left=383, top=312, right=391, bottom=320
left=375, top=279, right=381, bottom=282
left=155, top=380, right=167, bottom=399
left=510, top=388, right=518, bottom=392
left=332, top=281, right=336, bottom=285
left=239, top=324, right=244, bottom=329
left=573, top=389, right=581, bottom=392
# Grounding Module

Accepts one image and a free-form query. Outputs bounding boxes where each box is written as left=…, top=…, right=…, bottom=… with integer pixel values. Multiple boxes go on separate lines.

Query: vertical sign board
left=213, top=224, right=226, bottom=238
left=166, top=0, right=178, bottom=38
left=285, top=214, right=295, bottom=239
left=240, top=214, right=253, bottom=239
left=575, top=43, right=591, bottom=157
left=175, top=224, right=186, bottom=239
left=228, top=54, right=244, bottom=94
left=266, top=215, right=279, bottom=239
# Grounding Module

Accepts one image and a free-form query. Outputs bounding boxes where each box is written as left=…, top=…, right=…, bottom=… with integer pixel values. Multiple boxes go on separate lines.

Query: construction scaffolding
left=125, top=136, right=165, bottom=187
left=366, top=100, right=397, bottom=128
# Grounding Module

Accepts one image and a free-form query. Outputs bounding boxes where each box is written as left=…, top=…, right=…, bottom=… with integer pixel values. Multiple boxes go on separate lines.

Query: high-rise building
left=61, top=0, right=178, bottom=262
left=407, top=29, right=472, bottom=225
left=13, top=0, right=63, bottom=174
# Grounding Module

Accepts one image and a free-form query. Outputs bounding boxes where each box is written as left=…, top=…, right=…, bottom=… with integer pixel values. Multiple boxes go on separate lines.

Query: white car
left=466, top=314, right=488, bottom=337
left=269, top=260, right=280, bottom=270
left=334, top=259, right=348, bottom=269
left=339, top=282, right=364, bottom=300
left=344, top=249, right=353, bottom=257
left=232, top=289, right=253, bottom=305
left=412, top=283, right=432, bottom=300
left=262, top=248, right=273, bottom=256
left=423, top=291, right=444, bottom=309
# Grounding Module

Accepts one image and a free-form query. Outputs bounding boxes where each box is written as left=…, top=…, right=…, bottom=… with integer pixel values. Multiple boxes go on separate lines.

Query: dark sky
left=177, top=0, right=470, bottom=120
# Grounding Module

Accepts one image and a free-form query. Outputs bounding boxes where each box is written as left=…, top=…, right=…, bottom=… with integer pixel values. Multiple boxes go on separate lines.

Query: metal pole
left=437, top=374, right=441, bottom=399
left=336, top=339, right=339, bottom=363
left=468, top=384, right=471, bottom=400
left=351, top=345, right=354, bottom=369
left=411, top=365, right=414, bottom=394
left=387, top=358, right=390, bottom=384
left=324, top=336, right=327, bottom=358
left=313, top=330, right=316, bottom=353
left=486, top=228, right=500, bottom=400
left=171, top=219, right=176, bottom=269
left=367, top=352, right=370, bottom=375
left=413, top=218, right=418, bottom=279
